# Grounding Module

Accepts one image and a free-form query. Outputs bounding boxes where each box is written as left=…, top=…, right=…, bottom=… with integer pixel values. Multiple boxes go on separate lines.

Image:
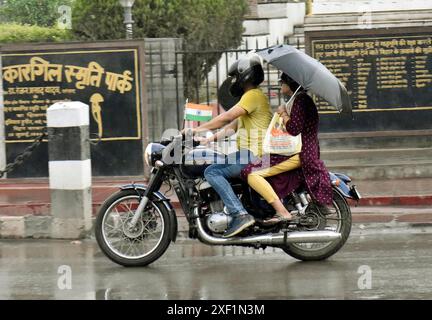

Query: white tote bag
left=263, top=87, right=302, bottom=156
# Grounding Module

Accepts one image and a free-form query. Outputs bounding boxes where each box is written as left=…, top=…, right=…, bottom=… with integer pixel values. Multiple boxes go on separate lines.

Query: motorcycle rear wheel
left=280, top=189, right=352, bottom=261
left=95, top=189, right=172, bottom=267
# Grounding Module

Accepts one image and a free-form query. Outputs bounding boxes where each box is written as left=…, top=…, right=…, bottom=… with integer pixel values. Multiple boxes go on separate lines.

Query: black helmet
left=228, top=53, right=264, bottom=97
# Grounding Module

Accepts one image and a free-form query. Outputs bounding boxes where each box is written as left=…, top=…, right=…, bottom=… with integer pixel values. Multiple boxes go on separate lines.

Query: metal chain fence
left=0, top=130, right=104, bottom=178
left=0, top=131, right=47, bottom=178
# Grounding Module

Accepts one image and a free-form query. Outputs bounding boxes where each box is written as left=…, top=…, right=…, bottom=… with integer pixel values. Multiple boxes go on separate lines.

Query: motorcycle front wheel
left=280, top=188, right=352, bottom=261
left=95, top=189, right=172, bottom=267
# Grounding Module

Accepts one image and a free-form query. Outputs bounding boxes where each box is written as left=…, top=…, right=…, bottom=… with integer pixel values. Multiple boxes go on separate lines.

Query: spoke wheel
left=95, top=189, right=172, bottom=267
left=281, top=188, right=352, bottom=261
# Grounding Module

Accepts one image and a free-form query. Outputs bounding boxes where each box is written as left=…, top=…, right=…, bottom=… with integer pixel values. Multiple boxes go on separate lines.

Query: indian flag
left=184, top=103, right=213, bottom=122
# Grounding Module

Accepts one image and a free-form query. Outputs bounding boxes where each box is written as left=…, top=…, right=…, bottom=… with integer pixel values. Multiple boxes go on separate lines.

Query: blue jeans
left=204, top=149, right=256, bottom=216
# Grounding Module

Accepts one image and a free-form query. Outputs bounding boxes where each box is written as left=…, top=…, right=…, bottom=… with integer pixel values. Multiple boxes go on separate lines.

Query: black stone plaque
left=2, top=42, right=146, bottom=177
left=306, top=28, right=432, bottom=132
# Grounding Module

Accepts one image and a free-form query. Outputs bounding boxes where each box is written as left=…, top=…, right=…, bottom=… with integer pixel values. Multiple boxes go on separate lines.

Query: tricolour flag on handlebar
left=184, top=103, right=213, bottom=122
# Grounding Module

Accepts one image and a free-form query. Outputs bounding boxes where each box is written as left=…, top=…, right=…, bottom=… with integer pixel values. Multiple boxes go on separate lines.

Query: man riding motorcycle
left=95, top=48, right=357, bottom=267
left=184, top=53, right=272, bottom=237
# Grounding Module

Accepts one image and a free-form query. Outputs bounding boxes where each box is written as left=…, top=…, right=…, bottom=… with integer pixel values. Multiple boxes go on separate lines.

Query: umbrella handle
left=284, top=86, right=302, bottom=113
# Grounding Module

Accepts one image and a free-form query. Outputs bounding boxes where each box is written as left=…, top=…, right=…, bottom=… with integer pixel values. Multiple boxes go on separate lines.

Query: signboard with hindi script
left=305, top=27, right=432, bottom=133
left=1, top=41, right=147, bottom=178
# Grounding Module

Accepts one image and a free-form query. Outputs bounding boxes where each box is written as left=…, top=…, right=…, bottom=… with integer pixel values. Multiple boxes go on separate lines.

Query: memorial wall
left=305, top=27, right=432, bottom=132
left=1, top=41, right=147, bottom=178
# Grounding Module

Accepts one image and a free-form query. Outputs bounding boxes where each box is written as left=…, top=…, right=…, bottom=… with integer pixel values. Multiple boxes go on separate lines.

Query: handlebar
left=159, top=133, right=201, bottom=163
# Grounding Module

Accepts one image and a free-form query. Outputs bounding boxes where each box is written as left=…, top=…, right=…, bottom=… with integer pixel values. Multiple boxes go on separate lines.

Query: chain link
left=88, top=133, right=102, bottom=146
left=0, top=130, right=101, bottom=178
left=0, top=131, right=47, bottom=178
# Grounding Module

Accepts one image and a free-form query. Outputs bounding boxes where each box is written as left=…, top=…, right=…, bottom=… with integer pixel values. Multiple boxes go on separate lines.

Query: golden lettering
left=44, top=87, right=61, bottom=95
left=29, top=57, right=63, bottom=81
left=88, top=62, right=105, bottom=87
left=29, top=87, right=45, bottom=94
left=400, top=48, right=415, bottom=55
left=29, top=57, right=49, bottom=79
left=105, top=70, right=133, bottom=94
left=315, top=52, right=324, bottom=59
left=3, top=66, right=19, bottom=84
left=2, top=58, right=64, bottom=85
left=65, top=61, right=104, bottom=90
left=65, top=65, right=90, bottom=89
left=364, top=41, right=375, bottom=50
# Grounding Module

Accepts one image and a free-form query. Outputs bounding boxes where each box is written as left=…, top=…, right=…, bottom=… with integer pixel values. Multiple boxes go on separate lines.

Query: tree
left=72, top=0, right=249, bottom=101
left=176, top=0, right=249, bottom=101
left=0, top=0, right=74, bottom=27
left=71, top=0, right=124, bottom=40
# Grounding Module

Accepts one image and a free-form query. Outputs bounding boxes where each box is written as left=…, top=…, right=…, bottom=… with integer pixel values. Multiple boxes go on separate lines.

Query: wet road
left=0, top=233, right=432, bottom=300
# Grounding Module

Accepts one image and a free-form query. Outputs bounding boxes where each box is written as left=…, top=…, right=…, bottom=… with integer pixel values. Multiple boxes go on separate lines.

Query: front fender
left=120, top=184, right=178, bottom=242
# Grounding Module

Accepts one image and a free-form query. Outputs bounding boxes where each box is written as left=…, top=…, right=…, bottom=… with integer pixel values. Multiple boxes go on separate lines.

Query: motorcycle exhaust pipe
left=269, top=231, right=341, bottom=244
left=194, top=210, right=341, bottom=246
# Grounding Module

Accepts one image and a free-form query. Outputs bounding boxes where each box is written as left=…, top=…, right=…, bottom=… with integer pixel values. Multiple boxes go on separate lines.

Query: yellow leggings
left=247, top=154, right=301, bottom=204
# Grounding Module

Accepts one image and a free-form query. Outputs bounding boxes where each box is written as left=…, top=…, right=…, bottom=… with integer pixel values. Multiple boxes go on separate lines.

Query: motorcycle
left=95, top=134, right=361, bottom=267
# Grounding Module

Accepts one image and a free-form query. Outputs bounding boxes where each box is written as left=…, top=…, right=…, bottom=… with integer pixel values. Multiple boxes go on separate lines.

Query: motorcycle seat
left=227, top=177, right=245, bottom=186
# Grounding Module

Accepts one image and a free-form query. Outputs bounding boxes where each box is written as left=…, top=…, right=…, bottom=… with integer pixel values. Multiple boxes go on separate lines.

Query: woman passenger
left=241, top=73, right=333, bottom=222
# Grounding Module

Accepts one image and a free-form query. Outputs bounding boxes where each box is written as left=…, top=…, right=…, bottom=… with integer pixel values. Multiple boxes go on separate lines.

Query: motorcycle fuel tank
left=181, top=148, right=226, bottom=178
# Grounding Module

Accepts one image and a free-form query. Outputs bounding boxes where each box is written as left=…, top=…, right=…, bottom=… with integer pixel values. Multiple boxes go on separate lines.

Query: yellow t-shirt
left=236, top=88, right=272, bottom=157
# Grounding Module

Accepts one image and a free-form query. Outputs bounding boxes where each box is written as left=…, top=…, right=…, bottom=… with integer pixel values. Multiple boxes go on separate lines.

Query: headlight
left=144, top=143, right=154, bottom=167
left=144, top=143, right=165, bottom=167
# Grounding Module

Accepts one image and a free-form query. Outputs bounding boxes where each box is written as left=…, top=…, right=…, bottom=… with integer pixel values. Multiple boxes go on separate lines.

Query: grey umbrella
left=256, top=45, right=352, bottom=115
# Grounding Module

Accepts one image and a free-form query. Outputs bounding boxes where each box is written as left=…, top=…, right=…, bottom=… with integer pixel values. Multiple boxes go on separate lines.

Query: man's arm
left=192, top=105, right=246, bottom=133
left=207, top=119, right=238, bottom=143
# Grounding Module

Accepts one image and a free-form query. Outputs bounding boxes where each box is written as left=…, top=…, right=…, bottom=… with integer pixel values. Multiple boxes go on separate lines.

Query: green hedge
left=0, top=24, right=71, bottom=43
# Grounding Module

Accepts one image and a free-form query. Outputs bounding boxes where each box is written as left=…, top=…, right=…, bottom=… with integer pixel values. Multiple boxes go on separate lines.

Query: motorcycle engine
left=206, top=199, right=232, bottom=234
left=206, top=212, right=232, bottom=234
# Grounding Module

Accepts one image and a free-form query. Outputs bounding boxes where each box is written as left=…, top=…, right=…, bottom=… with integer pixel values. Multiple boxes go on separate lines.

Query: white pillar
left=47, top=102, right=92, bottom=239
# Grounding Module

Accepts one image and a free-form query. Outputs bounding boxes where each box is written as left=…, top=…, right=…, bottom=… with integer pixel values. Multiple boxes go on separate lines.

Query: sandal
left=261, top=212, right=297, bottom=226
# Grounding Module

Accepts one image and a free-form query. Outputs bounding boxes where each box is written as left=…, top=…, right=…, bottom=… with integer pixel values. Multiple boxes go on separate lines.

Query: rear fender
left=120, top=184, right=178, bottom=242
left=334, top=173, right=352, bottom=183
left=329, top=173, right=353, bottom=199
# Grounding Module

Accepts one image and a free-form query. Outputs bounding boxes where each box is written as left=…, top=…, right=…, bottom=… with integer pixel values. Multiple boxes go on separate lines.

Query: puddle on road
left=2, top=235, right=432, bottom=299
left=166, top=241, right=283, bottom=259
